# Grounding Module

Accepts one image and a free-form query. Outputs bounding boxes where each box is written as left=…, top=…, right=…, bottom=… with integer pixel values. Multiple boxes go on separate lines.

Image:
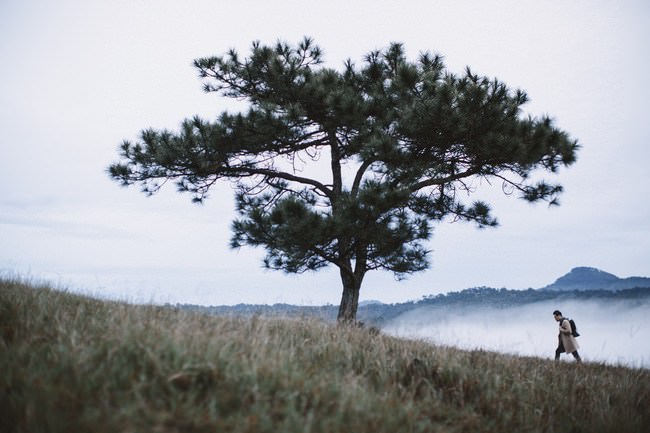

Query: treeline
left=174, top=286, right=650, bottom=327
left=357, top=286, right=650, bottom=326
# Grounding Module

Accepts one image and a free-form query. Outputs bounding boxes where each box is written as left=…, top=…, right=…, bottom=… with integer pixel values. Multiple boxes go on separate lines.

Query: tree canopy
left=109, top=38, right=579, bottom=322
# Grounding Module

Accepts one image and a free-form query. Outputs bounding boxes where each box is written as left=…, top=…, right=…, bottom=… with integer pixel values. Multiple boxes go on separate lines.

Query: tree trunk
left=336, top=267, right=363, bottom=323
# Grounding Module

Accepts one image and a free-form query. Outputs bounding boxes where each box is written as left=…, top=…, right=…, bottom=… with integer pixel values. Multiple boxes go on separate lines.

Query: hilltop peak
left=541, top=267, right=650, bottom=291
left=562, top=267, right=618, bottom=281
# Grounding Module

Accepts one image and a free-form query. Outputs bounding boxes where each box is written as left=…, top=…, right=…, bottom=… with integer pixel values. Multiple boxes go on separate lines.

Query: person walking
left=553, top=310, right=582, bottom=363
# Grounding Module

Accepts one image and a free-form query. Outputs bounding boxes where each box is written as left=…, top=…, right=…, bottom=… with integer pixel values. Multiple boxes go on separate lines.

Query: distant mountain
left=540, top=267, right=650, bottom=291
left=174, top=267, right=650, bottom=326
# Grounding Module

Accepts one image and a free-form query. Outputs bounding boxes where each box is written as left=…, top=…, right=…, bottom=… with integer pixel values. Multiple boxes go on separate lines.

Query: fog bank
left=382, top=298, right=650, bottom=369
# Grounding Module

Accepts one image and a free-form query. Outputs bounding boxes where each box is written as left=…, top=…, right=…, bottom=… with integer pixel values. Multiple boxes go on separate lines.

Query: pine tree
left=109, top=38, right=579, bottom=322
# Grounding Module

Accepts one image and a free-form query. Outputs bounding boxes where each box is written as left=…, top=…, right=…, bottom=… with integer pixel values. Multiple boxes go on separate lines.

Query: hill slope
left=2, top=277, right=649, bottom=433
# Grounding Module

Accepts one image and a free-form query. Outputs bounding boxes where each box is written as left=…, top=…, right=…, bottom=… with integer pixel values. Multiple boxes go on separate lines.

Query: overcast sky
left=1, top=0, right=649, bottom=306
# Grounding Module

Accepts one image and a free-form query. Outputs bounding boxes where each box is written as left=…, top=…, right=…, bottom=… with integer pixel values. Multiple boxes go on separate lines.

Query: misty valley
left=382, top=298, right=650, bottom=369
left=186, top=268, right=650, bottom=369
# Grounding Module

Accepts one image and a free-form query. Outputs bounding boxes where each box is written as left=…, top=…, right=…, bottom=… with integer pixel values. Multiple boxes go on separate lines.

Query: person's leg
left=555, top=339, right=565, bottom=361
left=571, top=351, right=582, bottom=363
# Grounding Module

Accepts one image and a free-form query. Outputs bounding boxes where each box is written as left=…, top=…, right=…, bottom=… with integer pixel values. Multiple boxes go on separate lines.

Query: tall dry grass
left=1, top=277, right=648, bottom=433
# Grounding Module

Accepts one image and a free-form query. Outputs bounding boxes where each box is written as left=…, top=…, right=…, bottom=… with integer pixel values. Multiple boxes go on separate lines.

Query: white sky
left=1, top=0, right=649, bottom=306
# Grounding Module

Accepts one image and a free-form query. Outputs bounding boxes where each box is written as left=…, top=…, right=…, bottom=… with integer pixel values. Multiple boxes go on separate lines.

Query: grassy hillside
left=1, top=278, right=649, bottom=433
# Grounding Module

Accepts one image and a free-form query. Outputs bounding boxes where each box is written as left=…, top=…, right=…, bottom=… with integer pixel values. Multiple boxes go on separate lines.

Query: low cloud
left=382, top=298, right=650, bottom=369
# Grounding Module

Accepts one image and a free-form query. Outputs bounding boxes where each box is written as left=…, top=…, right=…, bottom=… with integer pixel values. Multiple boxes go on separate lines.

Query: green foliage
left=108, top=38, right=579, bottom=320
left=2, top=278, right=649, bottom=433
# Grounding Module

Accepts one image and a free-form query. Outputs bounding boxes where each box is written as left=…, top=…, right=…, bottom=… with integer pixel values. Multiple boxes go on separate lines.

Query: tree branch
left=351, top=159, right=375, bottom=196
left=237, top=166, right=334, bottom=201
left=409, top=167, right=483, bottom=192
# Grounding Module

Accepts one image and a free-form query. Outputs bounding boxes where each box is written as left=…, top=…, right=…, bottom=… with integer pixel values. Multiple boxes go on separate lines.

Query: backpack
left=566, top=318, right=580, bottom=337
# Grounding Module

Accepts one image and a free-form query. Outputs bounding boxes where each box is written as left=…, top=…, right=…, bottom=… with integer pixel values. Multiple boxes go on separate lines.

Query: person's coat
left=559, top=318, right=579, bottom=353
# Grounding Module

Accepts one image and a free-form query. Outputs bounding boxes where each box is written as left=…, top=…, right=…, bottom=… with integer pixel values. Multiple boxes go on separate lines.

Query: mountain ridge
left=175, top=267, right=650, bottom=326
left=540, top=266, right=650, bottom=292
